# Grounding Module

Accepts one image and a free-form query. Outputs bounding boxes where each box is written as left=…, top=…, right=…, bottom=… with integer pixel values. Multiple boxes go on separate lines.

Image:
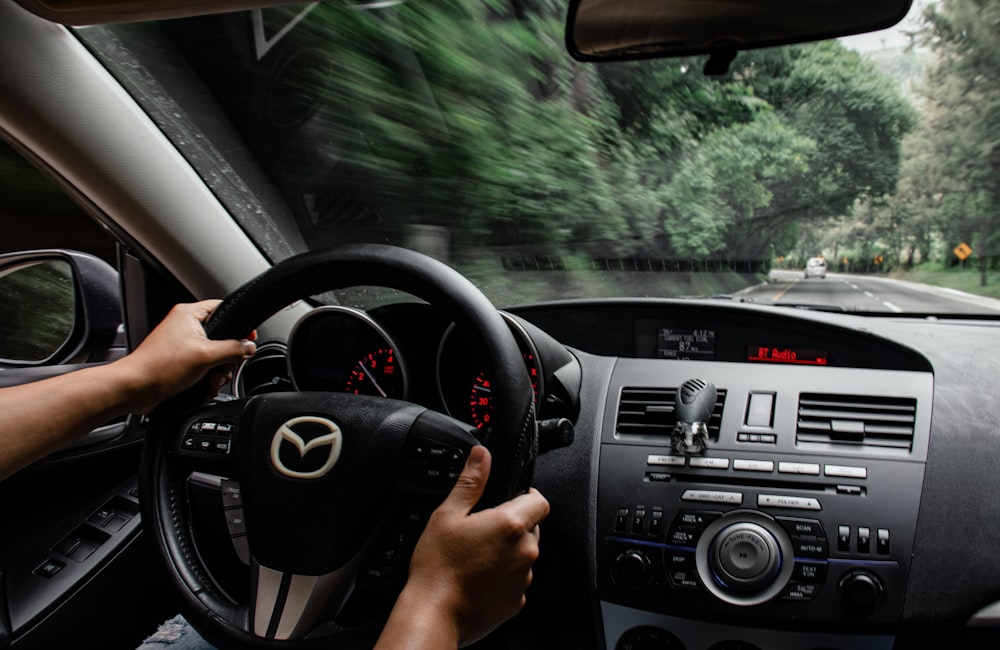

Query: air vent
left=616, top=387, right=726, bottom=438
left=234, top=341, right=293, bottom=397
left=796, top=393, right=916, bottom=450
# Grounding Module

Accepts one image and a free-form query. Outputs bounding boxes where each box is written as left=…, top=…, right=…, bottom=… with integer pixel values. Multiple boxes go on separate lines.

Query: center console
left=596, top=358, right=933, bottom=650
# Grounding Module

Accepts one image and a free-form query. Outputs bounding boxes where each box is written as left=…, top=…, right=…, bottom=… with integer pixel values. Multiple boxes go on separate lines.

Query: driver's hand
left=119, top=300, right=256, bottom=413
left=378, top=446, right=549, bottom=649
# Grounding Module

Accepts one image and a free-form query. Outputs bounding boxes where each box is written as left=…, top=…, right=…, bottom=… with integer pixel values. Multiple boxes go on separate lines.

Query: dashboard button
left=676, top=510, right=722, bottom=528
left=858, top=527, right=871, bottom=553
left=792, top=538, right=828, bottom=558
left=690, top=457, right=730, bottom=469
left=877, top=529, right=890, bottom=554
left=838, top=525, right=851, bottom=551
left=825, top=464, right=867, bottom=479
left=682, top=490, right=743, bottom=505
left=757, top=495, right=822, bottom=510
left=649, top=510, right=664, bottom=536
left=782, top=581, right=821, bottom=601
left=792, top=561, right=828, bottom=583
left=746, top=393, right=775, bottom=427
left=647, top=455, right=686, bottom=467
left=733, top=459, right=774, bottom=472
left=778, top=462, right=820, bottom=475
left=615, top=507, right=629, bottom=533
left=632, top=509, right=647, bottom=534
left=776, top=517, right=825, bottom=538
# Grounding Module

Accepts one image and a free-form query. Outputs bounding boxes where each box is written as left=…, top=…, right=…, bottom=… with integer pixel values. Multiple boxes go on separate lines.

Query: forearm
left=0, top=359, right=150, bottom=480
left=374, top=586, right=460, bottom=650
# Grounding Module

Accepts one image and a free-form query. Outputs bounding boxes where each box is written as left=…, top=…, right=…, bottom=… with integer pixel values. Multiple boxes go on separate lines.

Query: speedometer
left=437, top=312, right=544, bottom=430
left=468, top=353, right=540, bottom=430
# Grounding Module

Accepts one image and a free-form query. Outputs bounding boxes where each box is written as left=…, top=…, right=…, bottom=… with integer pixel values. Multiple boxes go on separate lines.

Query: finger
left=439, top=445, right=491, bottom=514
left=189, top=299, right=223, bottom=322
left=501, top=489, right=550, bottom=528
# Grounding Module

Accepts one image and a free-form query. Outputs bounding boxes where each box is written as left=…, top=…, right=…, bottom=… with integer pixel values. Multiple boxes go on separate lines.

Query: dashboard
left=227, top=297, right=1000, bottom=650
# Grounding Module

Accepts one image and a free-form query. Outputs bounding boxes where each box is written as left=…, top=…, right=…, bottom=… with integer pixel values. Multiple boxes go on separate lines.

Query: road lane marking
left=863, top=291, right=875, bottom=298
left=850, top=284, right=859, bottom=290
left=883, top=301, right=903, bottom=313
left=772, top=279, right=800, bottom=303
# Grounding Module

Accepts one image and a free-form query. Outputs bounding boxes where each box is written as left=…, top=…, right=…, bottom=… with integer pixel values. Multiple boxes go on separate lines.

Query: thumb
left=440, top=445, right=491, bottom=514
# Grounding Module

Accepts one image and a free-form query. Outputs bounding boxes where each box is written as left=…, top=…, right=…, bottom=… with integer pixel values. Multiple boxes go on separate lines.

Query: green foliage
left=252, top=0, right=916, bottom=273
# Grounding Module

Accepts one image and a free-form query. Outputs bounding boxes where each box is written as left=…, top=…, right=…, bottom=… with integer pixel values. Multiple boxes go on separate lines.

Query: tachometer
left=288, top=306, right=408, bottom=399
left=345, top=347, right=403, bottom=397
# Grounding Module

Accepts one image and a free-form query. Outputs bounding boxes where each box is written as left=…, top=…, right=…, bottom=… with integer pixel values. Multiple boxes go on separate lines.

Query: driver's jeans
left=137, top=615, right=216, bottom=649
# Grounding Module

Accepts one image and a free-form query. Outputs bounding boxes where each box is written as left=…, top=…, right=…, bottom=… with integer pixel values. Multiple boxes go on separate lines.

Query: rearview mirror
left=566, top=0, right=912, bottom=62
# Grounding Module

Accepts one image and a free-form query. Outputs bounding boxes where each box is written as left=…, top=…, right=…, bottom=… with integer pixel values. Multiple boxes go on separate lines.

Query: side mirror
left=566, top=0, right=912, bottom=63
left=0, top=250, right=121, bottom=365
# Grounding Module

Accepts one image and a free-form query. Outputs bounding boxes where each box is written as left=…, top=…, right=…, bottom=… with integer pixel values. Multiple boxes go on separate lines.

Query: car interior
left=1, top=0, right=1000, bottom=649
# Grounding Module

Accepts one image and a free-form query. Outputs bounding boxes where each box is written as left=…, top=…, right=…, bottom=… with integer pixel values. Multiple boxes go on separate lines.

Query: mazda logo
left=270, top=416, right=343, bottom=479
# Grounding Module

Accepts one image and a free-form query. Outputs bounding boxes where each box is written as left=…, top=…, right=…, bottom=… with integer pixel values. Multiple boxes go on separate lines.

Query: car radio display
left=747, top=345, right=828, bottom=366
left=658, top=328, right=716, bottom=360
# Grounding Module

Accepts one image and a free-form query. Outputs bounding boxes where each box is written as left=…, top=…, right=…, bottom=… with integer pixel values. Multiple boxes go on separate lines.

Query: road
left=737, top=270, right=1000, bottom=314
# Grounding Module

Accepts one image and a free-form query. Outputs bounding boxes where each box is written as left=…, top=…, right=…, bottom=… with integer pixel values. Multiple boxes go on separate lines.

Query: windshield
left=75, top=0, right=1000, bottom=315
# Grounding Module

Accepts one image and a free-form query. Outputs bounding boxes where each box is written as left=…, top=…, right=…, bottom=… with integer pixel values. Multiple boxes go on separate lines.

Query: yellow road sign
left=954, top=242, right=973, bottom=260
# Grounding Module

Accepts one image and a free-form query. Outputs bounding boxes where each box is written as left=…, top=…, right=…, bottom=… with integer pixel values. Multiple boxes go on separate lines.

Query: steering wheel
left=139, top=244, right=537, bottom=649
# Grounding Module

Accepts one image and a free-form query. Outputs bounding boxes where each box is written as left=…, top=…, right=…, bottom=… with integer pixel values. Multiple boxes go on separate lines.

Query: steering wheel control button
left=757, top=494, right=822, bottom=510
left=221, top=480, right=242, bottom=508
left=733, top=459, right=774, bottom=472
left=224, top=509, right=247, bottom=536
left=682, top=490, right=743, bottom=505
left=777, top=462, right=820, bottom=475
left=689, top=457, right=730, bottom=470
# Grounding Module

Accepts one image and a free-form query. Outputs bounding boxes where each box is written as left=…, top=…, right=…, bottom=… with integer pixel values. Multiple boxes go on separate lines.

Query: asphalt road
left=737, top=270, right=1000, bottom=314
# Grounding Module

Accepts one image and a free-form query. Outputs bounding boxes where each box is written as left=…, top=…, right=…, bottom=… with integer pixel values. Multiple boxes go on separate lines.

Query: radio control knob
left=710, top=522, right=781, bottom=592
left=838, top=570, right=885, bottom=614
left=614, top=550, right=652, bottom=588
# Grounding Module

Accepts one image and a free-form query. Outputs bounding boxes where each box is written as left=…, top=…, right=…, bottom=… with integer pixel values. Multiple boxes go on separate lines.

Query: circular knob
left=615, top=626, right=684, bottom=650
left=711, top=522, right=780, bottom=591
left=613, top=550, right=652, bottom=588
left=695, top=510, right=795, bottom=606
left=838, top=570, right=885, bottom=614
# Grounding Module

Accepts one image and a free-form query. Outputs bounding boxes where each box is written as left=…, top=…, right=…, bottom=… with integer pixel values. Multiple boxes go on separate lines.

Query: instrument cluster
left=264, top=305, right=577, bottom=432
